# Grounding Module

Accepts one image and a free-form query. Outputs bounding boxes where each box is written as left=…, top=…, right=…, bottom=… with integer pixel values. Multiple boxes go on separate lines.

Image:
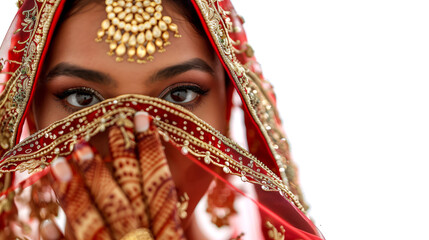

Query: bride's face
left=32, top=1, right=228, bottom=219
left=33, top=2, right=227, bottom=132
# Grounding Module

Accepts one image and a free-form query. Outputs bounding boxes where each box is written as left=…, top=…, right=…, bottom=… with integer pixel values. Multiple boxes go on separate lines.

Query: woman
left=0, top=0, right=323, bottom=239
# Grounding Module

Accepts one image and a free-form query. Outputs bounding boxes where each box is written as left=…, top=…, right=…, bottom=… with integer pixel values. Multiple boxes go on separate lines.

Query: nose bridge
left=109, top=74, right=156, bottom=98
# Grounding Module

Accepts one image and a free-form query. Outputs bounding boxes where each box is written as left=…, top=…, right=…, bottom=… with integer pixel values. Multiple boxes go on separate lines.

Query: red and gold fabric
left=0, top=0, right=324, bottom=239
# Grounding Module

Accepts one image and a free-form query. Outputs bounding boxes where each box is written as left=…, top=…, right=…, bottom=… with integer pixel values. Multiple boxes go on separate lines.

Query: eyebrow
left=44, top=58, right=215, bottom=86
left=150, top=58, right=215, bottom=82
left=44, top=62, right=115, bottom=86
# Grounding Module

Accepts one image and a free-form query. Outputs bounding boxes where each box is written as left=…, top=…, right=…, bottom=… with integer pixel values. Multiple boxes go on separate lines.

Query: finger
left=134, top=111, right=185, bottom=239
left=50, top=157, right=112, bottom=240
left=73, top=143, right=140, bottom=239
left=108, top=125, right=149, bottom=227
left=40, top=219, right=64, bottom=240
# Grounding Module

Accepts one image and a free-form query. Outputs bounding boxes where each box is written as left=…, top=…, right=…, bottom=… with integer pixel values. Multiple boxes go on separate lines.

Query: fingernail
left=40, top=219, right=61, bottom=240
left=134, top=111, right=150, bottom=133
left=74, top=144, right=94, bottom=164
left=51, top=157, right=72, bottom=183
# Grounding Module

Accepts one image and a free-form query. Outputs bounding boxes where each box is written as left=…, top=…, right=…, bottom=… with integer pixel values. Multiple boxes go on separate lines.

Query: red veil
left=0, top=0, right=324, bottom=239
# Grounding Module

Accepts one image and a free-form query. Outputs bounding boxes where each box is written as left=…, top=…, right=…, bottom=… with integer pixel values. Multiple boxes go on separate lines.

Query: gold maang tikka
left=96, top=0, right=181, bottom=63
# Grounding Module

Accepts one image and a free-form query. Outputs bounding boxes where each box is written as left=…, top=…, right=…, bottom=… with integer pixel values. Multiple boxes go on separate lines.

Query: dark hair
left=63, top=0, right=205, bottom=36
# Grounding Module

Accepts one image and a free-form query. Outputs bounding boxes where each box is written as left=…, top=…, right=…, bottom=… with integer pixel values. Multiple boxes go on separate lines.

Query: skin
left=32, top=2, right=228, bottom=235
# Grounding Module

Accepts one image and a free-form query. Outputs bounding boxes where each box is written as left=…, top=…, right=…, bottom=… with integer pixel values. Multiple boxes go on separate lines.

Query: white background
left=1, top=1, right=429, bottom=239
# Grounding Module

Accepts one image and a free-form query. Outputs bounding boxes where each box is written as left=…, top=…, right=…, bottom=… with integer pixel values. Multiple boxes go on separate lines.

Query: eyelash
left=54, top=87, right=104, bottom=112
left=158, top=84, right=209, bottom=110
left=54, top=84, right=209, bottom=112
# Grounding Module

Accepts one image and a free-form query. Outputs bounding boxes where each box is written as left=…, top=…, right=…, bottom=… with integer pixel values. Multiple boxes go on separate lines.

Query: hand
left=48, top=111, right=185, bottom=240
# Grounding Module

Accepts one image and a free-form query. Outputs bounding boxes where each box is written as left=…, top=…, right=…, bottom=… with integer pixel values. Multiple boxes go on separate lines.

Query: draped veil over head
left=0, top=0, right=323, bottom=239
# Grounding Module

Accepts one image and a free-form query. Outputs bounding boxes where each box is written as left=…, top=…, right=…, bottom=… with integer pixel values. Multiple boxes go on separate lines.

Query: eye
left=164, top=89, right=198, bottom=103
left=66, top=92, right=100, bottom=107
left=160, top=84, right=209, bottom=105
left=55, top=87, right=103, bottom=109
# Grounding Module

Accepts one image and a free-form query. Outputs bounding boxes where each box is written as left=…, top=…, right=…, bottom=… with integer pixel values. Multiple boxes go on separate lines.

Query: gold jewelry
left=120, top=228, right=154, bottom=240
left=176, top=192, right=189, bottom=219
left=96, top=0, right=181, bottom=63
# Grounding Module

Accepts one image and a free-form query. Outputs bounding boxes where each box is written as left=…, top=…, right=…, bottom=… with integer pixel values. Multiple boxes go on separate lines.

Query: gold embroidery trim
left=0, top=0, right=61, bottom=153
left=0, top=95, right=303, bottom=211
left=194, top=0, right=296, bottom=198
left=266, top=221, right=286, bottom=240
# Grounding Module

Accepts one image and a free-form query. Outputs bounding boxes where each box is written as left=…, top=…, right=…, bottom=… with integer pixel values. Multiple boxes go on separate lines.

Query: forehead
left=46, top=2, right=214, bottom=81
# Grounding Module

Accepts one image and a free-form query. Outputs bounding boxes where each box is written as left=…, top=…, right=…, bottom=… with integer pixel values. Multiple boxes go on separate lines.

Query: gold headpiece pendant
left=96, top=0, right=181, bottom=63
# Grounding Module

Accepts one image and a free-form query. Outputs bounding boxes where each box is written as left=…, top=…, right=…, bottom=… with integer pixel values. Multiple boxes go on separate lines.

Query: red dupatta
left=0, top=0, right=323, bottom=239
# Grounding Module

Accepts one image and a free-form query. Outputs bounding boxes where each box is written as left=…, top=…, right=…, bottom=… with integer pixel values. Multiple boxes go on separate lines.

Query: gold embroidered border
left=266, top=221, right=286, bottom=240
left=0, top=95, right=303, bottom=211
left=0, top=0, right=60, bottom=152
left=193, top=0, right=296, bottom=196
